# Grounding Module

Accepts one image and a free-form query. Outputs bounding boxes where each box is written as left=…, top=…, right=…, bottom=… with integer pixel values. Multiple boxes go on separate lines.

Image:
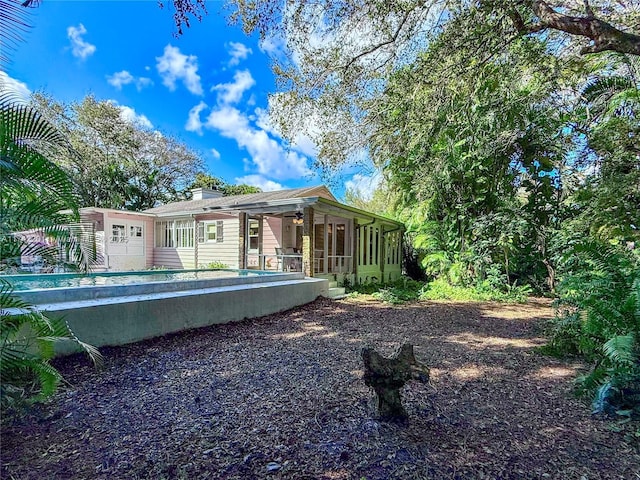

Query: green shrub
left=347, top=276, right=529, bottom=305
left=547, top=240, right=640, bottom=416
left=200, top=261, right=229, bottom=269
left=419, top=277, right=530, bottom=303
left=1, top=280, right=102, bottom=411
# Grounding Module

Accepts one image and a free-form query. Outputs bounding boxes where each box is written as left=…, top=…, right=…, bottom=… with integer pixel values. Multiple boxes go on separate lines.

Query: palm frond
left=0, top=0, right=33, bottom=67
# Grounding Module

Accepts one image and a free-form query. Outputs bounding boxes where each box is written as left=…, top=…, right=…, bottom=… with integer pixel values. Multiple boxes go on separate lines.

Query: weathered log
left=361, top=342, right=430, bottom=420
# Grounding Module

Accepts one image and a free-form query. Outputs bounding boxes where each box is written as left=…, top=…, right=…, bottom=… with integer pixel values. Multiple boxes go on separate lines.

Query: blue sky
left=2, top=1, right=378, bottom=199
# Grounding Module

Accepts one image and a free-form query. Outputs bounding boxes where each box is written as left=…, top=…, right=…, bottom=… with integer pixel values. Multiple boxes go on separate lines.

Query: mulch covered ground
left=2, top=296, right=639, bottom=479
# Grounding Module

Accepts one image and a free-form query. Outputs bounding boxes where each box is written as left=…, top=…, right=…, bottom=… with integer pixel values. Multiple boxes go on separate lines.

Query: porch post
left=323, top=214, right=329, bottom=274
left=238, top=212, right=247, bottom=269
left=258, top=215, right=264, bottom=269
left=302, top=207, right=314, bottom=277
left=353, top=220, right=359, bottom=281
left=194, top=218, right=199, bottom=268
left=380, top=225, right=386, bottom=283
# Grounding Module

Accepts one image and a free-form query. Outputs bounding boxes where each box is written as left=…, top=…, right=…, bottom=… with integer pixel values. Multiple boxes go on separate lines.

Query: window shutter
left=216, top=220, right=224, bottom=243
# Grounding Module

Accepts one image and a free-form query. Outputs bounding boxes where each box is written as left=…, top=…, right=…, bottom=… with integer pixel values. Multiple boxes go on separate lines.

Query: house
left=44, top=186, right=404, bottom=284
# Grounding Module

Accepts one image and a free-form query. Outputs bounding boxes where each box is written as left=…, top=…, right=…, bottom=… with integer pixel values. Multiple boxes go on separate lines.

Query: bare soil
left=2, top=297, right=639, bottom=479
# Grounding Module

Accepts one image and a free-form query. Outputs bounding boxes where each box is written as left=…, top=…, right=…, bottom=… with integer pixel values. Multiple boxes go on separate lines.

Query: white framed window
left=130, top=225, right=143, bottom=238
left=248, top=218, right=259, bottom=252
left=155, top=221, right=174, bottom=248
left=175, top=220, right=194, bottom=248
left=155, top=220, right=194, bottom=248
left=198, top=221, right=224, bottom=244
left=111, top=224, right=126, bottom=243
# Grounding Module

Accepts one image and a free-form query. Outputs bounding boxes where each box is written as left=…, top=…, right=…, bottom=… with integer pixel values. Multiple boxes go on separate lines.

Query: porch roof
left=143, top=184, right=402, bottom=228
left=143, top=185, right=336, bottom=216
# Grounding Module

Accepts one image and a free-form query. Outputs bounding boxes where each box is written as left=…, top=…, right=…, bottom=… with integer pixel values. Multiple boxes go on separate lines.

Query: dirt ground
left=2, top=296, right=639, bottom=479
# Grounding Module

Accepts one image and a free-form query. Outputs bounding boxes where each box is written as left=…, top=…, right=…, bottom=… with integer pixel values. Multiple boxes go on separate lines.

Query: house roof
left=143, top=184, right=403, bottom=228
left=144, top=185, right=336, bottom=216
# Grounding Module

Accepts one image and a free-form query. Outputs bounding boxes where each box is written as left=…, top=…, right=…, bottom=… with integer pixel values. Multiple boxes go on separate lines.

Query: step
left=328, top=281, right=339, bottom=288
left=326, top=286, right=346, bottom=299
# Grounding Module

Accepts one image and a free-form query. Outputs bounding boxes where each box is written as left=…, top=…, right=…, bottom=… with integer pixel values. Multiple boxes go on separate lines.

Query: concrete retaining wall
left=28, top=277, right=328, bottom=356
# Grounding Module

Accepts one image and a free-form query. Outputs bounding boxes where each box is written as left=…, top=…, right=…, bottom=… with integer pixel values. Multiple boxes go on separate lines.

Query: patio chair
left=275, top=247, right=284, bottom=271
left=285, top=247, right=302, bottom=272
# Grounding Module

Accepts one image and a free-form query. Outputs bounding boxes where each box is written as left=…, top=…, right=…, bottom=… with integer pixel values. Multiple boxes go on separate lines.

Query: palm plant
left=0, top=87, right=97, bottom=271
left=1, top=84, right=102, bottom=410
left=0, top=279, right=102, bottom=409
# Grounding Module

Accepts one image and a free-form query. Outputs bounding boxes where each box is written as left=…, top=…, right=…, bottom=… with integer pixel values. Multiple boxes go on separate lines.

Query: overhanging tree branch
left=518, top=0, right=640, bottom=55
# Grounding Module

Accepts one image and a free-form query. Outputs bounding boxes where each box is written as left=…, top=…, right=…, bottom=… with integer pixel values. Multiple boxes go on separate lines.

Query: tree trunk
left=361, top=343, right=430, bottom=420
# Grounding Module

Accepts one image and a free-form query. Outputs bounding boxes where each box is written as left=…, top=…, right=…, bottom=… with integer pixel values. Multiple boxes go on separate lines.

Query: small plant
left=419, top=278, right=530, bottom=303
left=200, top=261, right=229, bottom=269
left=346, top=278, right=424, bottom=304
left=1, top=280, right=102, bottom=411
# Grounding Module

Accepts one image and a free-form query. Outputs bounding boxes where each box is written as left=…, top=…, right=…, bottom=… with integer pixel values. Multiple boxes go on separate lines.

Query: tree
left=184, top=172, right=262, bottom=197
left=32, top=94, right=204, bottom=210
left=370, top=32, right=568, bottom=287
left=343, top=179, right=395, bottom=217
left=210, top=1, right=637, bottom=172
left=571, top=54, right=640, bottom=241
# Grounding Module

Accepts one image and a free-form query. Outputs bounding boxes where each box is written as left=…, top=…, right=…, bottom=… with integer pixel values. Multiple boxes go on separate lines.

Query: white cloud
left=210, top=148, right=221, bottom=160
left=185, top=101, right=208, bottom=135
left=205, top=105, right=312, bottom=181
left=107, top=70, right=133, bottom=89
left=0, top=71, right=31, bottom=101
left=105, top=69, right=152, bottom=92
left=235, top=175, right=283, bottom=192
left=67, top=24, right=96, bottom=60
left=115, top=104, right=153, bottom=129
left=259, top=35, right=287, bottom=59
left=344, top=172, right=381, bottom=200
left=212, top=69, right=255, bottom=105
left=156, top=44, right=203, bottom=95
left=227, top=42, right=252, bottom=66
left=136, top=77, right=153, bottom=90
left=262, top=94, right=323, bottom=158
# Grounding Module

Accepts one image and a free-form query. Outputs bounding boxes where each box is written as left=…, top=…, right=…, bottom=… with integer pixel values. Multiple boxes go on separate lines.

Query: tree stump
left=361, top=343, right=430, bottom=420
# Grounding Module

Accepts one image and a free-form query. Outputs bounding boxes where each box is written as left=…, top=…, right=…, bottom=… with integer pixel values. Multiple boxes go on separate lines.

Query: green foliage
left=346, top=278, right=423, bottom=305
left=1, top=86, right=101, bottom=411
left=420, top=278, right=531, bottom=303
left=1, top=88, right=98, bottom=272
left=346, top=277, right=530, bottom=305
left=200, top=261, right=229, bottom=269
left=343, top=179, right=396, bottom=217
left=546, top=239, right=640, bottom=415
left=1, top=280, right=103, bottom=410
left=380, top=35, right=566, bottom=294
left=185, top=172, right=261, bottom=198
left=31, top=94, right=204, bottom=210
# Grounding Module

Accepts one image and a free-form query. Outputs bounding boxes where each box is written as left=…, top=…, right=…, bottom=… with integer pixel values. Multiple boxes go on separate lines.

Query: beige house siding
left=151, top=216, right=196, bottom=269
left=197, top=217, right=240, bottom=269
left=153, top=248, right=196, bottom=269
